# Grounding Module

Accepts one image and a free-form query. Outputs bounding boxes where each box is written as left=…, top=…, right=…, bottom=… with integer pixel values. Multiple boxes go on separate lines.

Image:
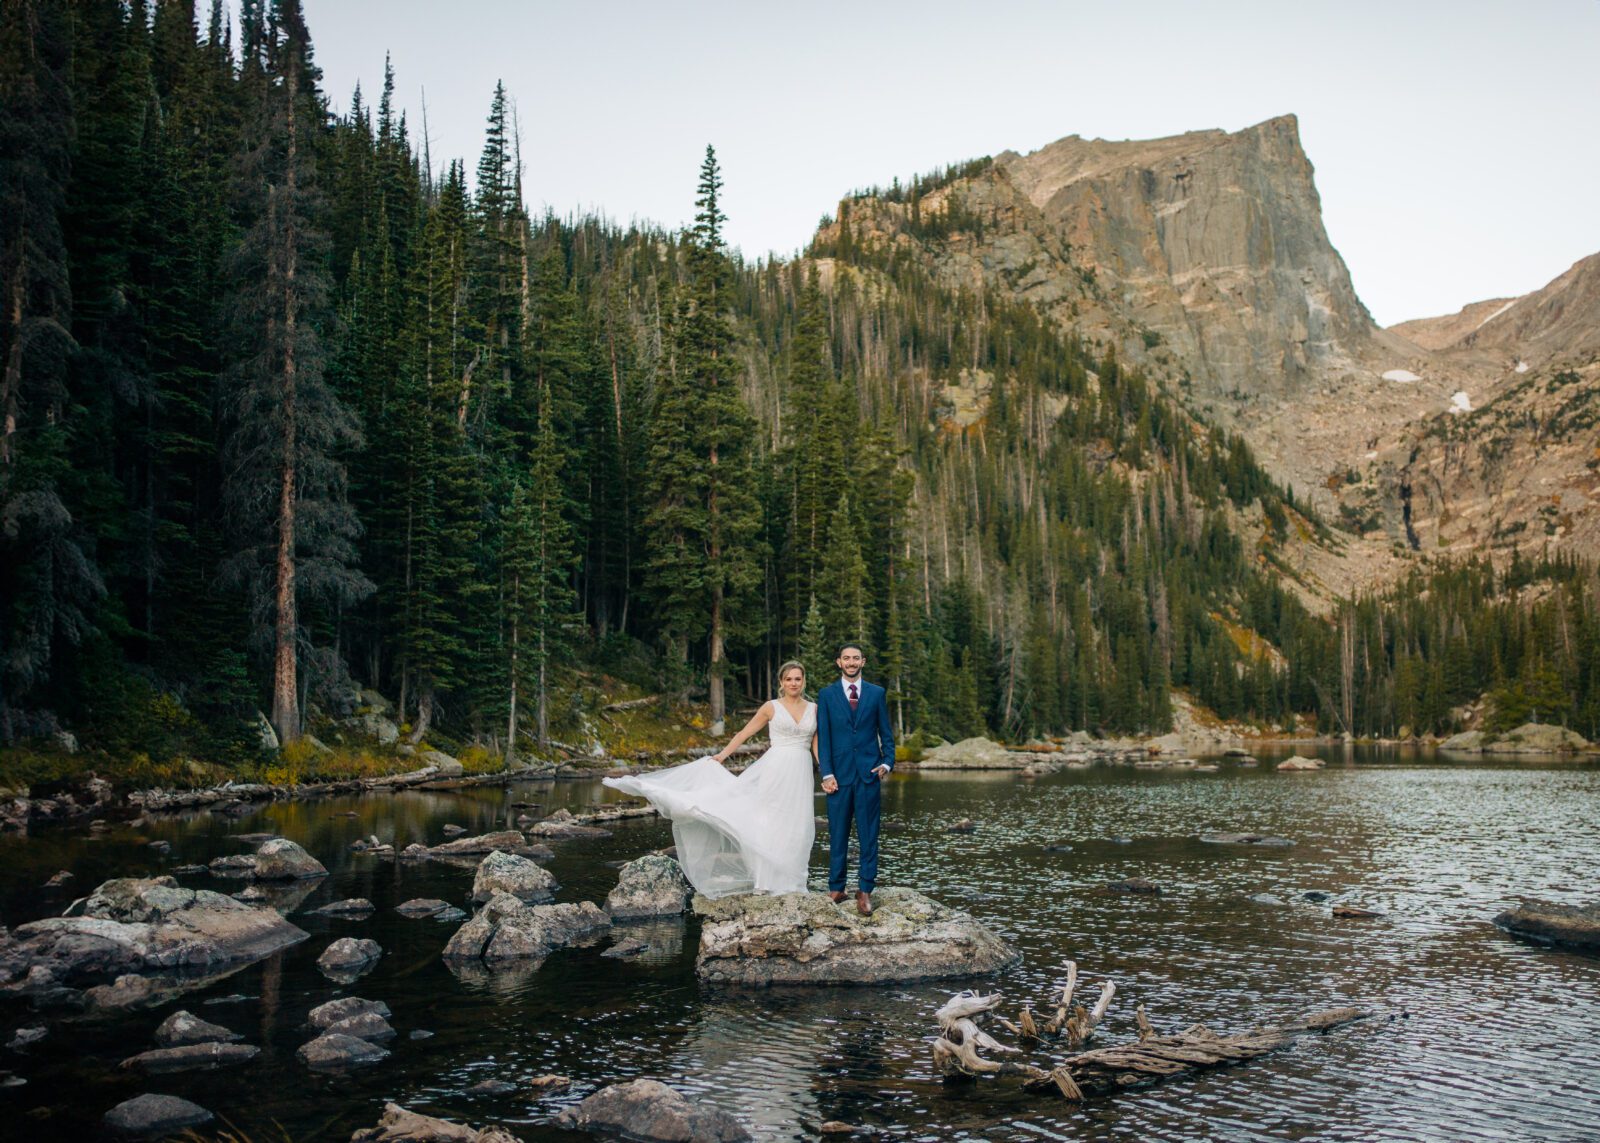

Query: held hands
left=821, top=775, right=839, bottom=794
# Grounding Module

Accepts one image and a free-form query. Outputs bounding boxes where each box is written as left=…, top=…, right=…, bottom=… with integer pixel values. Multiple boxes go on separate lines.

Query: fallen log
left=602, top=696, right=663, bottom=712
left=1022, top=1007, right=1368, bottom=1099
left=931, top=976, right=1368, bottom=1102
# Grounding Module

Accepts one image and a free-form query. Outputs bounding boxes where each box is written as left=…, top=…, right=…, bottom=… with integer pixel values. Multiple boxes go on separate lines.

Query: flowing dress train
left=603, top=700, right=817, bottom=897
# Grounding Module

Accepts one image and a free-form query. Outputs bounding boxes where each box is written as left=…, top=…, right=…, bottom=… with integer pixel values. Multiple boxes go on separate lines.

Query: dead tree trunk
left=931, top=976, right=1367, bottom=1104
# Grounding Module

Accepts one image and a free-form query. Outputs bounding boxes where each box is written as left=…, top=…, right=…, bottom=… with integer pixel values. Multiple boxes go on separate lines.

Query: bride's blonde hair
left=776, top=660, right=808, bottom=699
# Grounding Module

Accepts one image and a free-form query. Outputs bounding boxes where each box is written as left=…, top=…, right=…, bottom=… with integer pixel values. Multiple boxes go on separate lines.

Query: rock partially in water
left=605, top=854, right=692, bottom=918
left=694, top=888, right=1019, bottom=986
left=349, top=1101, right=520, bottom=1142
left=104, top=1093, right=214, bottom=1136
left=1491, top=723, right=1593, bottom=754
left=297, top=1031, right=388, bottom=1071
left=325, top=1011, right=396, bottom=1041
left=253, top=837, right=328, bottom=879
left=441, top=894, right=610, bottom=966
left=154, top=1009, right=241, bottom=1046
left=396, top=898, right=454, bottom=918
left=44, top=870, right=74, bottom=889
left=207, top=853, right=258, bottom=877
left=310, top=897, right=375, bottom=917
left=1332, top=904, right=1383, bottom=919
left=120, top=1041, right=258, bottom=1073
left=1249, top=893, right=1287, bottom=906
left=410, top=830, right=555, bottom=861
left=603, top=935, right=650, bottom=959
left=1276, top=756, right=1325, bottom=771
left=316, top=936, right=382, bottom=981
left=945, top=819, right=978, bottom=834
left=1302, top=890, right=1333, bottom=903
left=308, top=995, right=391, bottom=1029
left=918, top=737, right=1029, bottom=769
left=528, top=1074, right=572, bottom=1097
left=555, top=1078, right=750, bottom=1143
left=1440, top=730, right=1485, bottom=752
left=441, top=824, right=468, bottom=837
left=1198, top=832, right=1295, bottom=847
left=1100, top=878, right=1162, bottom=895
left=473, top=850, right=558, bottom=904
left=466, top=1079, right=519, bottom=1095
left=7, top=1024, right=45, bottom=1049
left=83, top=973, right=190, bottom=1012
left=1493, top=899, right=1600, bottom=949
left=525, top=809, right=611, bottom=839
left=5, top=877, right=307, bottom=991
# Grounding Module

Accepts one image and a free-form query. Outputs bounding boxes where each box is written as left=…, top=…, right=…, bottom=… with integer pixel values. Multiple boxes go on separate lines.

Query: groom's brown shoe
left=856, top=890, right=873, bottom=916
left=828, top=891, right=847, bottom=904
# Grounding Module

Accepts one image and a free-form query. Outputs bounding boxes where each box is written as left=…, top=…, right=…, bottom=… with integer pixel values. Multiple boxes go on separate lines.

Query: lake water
left=2, top=747, right=1598, bottom=1142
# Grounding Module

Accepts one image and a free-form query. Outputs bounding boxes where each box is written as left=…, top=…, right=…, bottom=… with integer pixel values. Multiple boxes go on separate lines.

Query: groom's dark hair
left=836, top=641, right=865, bottom=657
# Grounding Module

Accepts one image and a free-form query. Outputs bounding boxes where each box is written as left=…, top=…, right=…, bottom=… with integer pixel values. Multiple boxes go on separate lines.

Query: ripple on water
left=1, top=755, right=1598, bottom=1141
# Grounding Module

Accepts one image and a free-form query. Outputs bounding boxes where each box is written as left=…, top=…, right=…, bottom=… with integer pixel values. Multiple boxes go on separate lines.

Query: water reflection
left=1, top=752, right=1598, bottom=1142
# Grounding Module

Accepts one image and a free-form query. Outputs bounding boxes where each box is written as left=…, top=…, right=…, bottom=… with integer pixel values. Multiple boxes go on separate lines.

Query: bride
left=603, top=661, right=816, bottom=898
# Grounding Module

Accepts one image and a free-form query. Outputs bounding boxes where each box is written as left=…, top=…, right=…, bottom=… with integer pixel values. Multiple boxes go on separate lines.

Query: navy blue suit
left=817, top=678, right=895, bottom=894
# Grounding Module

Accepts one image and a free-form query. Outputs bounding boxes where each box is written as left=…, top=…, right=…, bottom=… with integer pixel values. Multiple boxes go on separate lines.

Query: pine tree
left=218, top=0, right=369, bottom=743
left=0, top=0, right=105, bottom=740
left=502, top=378, right=576, bottom=757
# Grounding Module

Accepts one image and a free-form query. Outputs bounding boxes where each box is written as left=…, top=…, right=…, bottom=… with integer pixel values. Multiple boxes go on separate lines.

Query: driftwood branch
left=934, top=975, right=1368, bottom=1104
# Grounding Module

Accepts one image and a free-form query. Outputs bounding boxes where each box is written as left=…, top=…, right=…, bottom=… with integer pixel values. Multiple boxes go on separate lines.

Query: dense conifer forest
left=3, top=0, right=1598, bottom=769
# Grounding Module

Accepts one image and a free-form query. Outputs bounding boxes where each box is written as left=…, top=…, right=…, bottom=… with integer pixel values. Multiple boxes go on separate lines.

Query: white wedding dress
left=603, top=700, right=817, bottom=897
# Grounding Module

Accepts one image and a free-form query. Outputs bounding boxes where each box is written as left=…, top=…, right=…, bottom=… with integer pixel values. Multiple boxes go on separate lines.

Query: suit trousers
left=826, top=776, right=882, bottom=893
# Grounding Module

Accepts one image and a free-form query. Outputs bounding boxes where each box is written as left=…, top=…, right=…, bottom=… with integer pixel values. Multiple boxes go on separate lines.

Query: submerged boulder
left=472, top=850, right=558, bottom=904
left=694, top=887, right=1018, bottom=987
left=605, top=854, right=692, bottom=918
left=1493, top=899, right=1600, bottom=950
left=5, top=877, right=306, bottom=990
left=442, top=894, right=610, bottom=965
left=555, top=1079, right=750, bottom=1143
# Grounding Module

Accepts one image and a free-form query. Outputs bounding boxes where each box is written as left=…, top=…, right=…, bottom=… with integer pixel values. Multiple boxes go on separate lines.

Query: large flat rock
left=694, top=888, right=1018, bottom=986
left=6, top=877, right=307, bottom=988
left=1494, top=899, right=1600, bottom=950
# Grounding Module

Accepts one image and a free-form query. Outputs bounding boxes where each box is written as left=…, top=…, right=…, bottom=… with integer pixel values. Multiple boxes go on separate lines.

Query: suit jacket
left=817, top=678, right=895, bottom=786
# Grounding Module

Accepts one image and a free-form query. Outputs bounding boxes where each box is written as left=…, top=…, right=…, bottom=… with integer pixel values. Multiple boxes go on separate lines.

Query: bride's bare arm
left=711, top=703, right=773, bottom=764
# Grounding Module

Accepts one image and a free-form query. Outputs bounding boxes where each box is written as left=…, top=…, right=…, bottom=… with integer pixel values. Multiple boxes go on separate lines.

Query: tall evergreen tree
left=218, top=0, right=368, bottom=743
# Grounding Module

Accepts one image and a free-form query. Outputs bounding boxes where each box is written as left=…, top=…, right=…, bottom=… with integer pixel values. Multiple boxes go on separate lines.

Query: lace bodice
left=768, top=700, right=816, bottom=749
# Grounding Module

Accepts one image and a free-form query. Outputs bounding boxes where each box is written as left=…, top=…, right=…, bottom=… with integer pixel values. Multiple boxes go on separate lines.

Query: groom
left=817, top=642, right=895, bottom=915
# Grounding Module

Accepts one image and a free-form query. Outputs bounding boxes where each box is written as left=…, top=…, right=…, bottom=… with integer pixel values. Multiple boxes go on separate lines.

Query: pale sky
left=300, top=0, right=1599, bottom=327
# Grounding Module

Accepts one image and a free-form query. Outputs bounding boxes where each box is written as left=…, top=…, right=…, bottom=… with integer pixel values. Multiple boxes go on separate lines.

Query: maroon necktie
left=848, top=683, right=859, bottom=712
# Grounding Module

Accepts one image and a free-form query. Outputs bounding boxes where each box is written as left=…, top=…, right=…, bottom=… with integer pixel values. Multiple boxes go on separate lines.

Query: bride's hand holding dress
left=602, top=693, right=817, bottom=898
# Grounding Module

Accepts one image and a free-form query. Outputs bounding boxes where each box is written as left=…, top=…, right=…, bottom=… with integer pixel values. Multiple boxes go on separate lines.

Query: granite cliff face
left=997, top=116, right=1379, bottom=404
left=820, top=117, right=1600, bottom=573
